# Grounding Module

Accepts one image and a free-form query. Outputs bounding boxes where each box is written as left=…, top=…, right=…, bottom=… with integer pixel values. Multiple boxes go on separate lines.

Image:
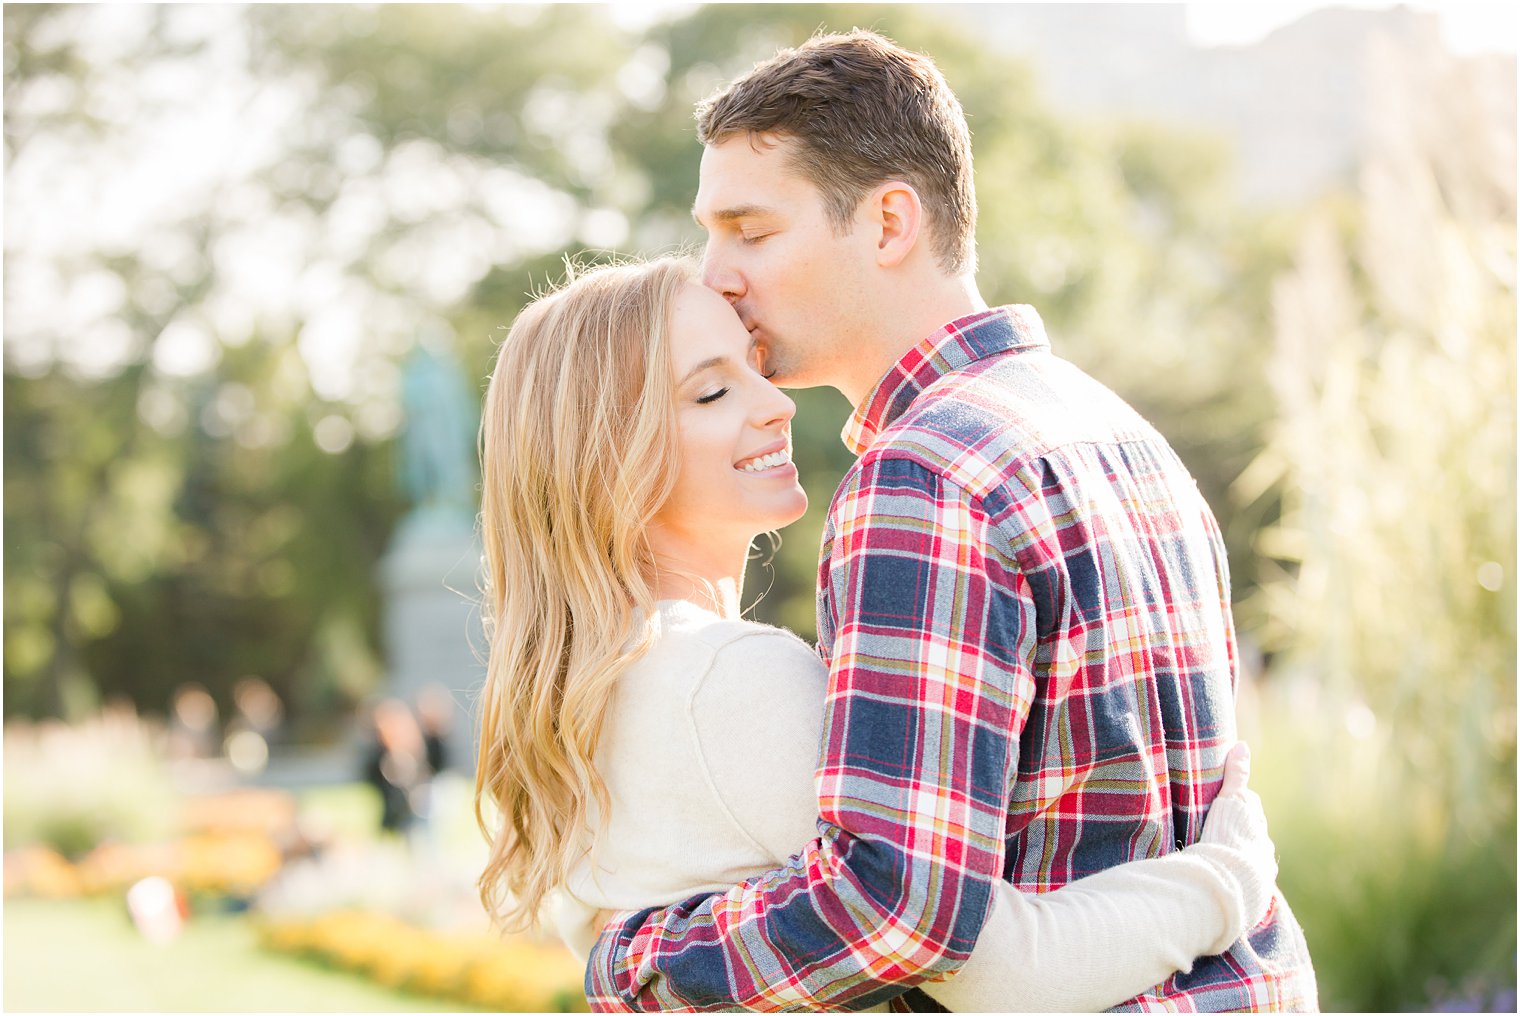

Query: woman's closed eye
left=696, top=387, right=730, bottom=405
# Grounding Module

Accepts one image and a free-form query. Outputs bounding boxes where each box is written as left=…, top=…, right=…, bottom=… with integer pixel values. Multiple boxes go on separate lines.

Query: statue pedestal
left=378, top=506, right=485, bottom=777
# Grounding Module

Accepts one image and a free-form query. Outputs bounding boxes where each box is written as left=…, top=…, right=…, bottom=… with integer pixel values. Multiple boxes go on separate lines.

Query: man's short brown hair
left=696, top=29, right=976, bottom=276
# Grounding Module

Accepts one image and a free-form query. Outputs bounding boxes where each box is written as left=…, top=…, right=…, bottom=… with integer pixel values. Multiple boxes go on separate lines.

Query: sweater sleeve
left=681, top=625, right=1280, bottom=1014
left=924, top=791, right=1277, bottom=1012
left=687, top=629, right=830, bottom=864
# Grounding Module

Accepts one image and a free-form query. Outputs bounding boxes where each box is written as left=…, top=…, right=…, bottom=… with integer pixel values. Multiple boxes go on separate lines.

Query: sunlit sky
left=1184, top=1, right=1517, bottom=54
left=612, top=2, right=1518, bottom=55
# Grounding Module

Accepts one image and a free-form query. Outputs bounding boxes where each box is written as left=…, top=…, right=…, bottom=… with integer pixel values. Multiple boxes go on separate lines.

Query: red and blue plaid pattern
left=585, top=306, right=1316, bottom=1012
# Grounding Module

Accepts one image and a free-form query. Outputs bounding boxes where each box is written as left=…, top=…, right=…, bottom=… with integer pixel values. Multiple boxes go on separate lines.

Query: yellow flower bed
left=175, top=831, right=283, bottom=898
left=258, top=910, right=588, bottom=1012
left=3, top=846, right=85, bottom=899
left=4, top=831, right=283, bottom=902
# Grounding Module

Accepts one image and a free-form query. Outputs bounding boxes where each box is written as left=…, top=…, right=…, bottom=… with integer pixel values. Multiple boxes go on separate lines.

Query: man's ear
left=868, top=181, right=922, bottom=268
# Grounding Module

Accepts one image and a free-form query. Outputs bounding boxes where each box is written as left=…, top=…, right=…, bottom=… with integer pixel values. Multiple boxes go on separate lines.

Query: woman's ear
left=869, top=181, right=923, bottom=268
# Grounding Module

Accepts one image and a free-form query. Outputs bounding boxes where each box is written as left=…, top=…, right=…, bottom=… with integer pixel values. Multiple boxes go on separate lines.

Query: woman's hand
left=1198, top=741, right=1277, bottom=929
left=1218, top=739, right=1254, bottom=796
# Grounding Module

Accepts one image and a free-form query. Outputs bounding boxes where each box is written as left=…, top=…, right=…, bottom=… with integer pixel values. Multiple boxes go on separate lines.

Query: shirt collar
left=841, top=304, right=1050, bottom=455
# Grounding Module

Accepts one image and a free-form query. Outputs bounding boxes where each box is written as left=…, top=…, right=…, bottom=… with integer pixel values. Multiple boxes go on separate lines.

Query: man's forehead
left=693, top=135, right=806, bottom=223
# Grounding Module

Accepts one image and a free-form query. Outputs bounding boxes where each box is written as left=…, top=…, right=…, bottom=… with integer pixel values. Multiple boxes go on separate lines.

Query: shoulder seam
left=839, top=444, right=996, bottom=511
left=690, top=622, right=816, bottom=657
left=682, top=634, right=804, bottom=857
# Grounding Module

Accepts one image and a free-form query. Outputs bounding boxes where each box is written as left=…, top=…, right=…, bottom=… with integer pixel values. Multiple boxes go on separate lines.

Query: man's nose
left=700, top=254, right=744, bottom=302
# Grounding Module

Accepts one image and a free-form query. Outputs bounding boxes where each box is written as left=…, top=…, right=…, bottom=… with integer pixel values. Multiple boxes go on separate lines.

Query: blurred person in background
left=362, top=697, right=432, bottom=844
left=473, top=255, right=1284, bottom=1013
left=166, top=683, right=219, bottom=762
left=223, top=676, right=285, bottom=775
left=415, top=682, right=455, bottom=776
left=576, top=30, right=1317, bottom=1011
left=413, top=682, right=460, bottom=852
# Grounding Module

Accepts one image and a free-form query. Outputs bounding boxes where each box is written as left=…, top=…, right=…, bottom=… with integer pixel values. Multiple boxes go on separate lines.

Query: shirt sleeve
left=585, top=455, right=1038, bottom=1011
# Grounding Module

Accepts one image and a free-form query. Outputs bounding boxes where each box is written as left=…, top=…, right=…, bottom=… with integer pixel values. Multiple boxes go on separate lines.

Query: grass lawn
left=3, top=896, right=486, bottom=1012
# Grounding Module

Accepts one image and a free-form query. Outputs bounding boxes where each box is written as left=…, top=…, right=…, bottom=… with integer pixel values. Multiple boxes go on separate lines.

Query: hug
left=474, top=29, right=1318, bottom=1014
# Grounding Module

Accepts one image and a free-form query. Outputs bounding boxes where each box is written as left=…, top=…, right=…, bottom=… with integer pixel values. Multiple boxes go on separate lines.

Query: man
left=586, top=29, right=1317, bottom=1012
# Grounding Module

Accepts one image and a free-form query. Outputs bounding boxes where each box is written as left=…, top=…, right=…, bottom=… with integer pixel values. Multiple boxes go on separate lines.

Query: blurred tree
left=3, top=4, right=668, bottom=727
left=0, top=3, right=1309, bottom=726
left=3, top=5, right=421, bottom=728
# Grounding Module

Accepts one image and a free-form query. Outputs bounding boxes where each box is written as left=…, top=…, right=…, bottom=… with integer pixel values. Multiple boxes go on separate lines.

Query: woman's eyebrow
left=678, top=356, right=728, bottom=386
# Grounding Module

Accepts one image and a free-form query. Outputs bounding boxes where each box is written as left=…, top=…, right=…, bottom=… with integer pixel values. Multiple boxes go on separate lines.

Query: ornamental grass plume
left=1233, top=33, right=1515, bottom=1013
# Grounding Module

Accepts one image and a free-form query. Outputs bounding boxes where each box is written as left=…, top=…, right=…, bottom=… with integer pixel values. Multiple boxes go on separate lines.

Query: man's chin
left=768, top=370, right=808, bottom=390
left=759, top=355, right=804, bottom=389
left=771, top=367, right=834, bottom=392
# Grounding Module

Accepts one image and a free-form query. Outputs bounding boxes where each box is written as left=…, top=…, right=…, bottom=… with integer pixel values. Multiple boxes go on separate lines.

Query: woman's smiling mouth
left=735, top=442, right=792, bottom=473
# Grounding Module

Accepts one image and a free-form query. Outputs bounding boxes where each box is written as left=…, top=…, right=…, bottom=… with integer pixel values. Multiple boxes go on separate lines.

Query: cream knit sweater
left=553, top=600, right=1275, bottom=1012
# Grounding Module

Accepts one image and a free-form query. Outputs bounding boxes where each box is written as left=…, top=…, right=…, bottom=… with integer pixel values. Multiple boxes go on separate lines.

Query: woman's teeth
left=739, top=450, right=790, bottom=473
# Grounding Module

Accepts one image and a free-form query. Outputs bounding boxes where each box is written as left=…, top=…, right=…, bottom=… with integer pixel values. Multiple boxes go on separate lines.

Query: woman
left=475, top=256, right=1276, bottom=1011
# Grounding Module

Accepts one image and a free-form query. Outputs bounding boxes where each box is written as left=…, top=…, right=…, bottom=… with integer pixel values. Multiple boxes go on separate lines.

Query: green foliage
left=1249, top=684, right=1517, bottom=1011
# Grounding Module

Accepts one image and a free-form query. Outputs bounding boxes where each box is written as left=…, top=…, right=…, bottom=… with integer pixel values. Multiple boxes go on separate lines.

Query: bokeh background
left=4, top=3, right=1515, bottom=1012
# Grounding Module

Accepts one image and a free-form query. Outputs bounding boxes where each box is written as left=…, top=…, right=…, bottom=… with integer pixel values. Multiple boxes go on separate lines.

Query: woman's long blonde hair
left=474, top=255, right=693, bottom=931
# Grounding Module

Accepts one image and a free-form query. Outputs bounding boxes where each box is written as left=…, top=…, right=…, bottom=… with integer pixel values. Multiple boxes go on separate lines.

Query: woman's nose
left=757, top=384, right=796, bottom=429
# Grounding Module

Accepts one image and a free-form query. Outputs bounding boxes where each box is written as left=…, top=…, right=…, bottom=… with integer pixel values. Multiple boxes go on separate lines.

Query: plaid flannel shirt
left=585, top=306, right=1317, bottom=1012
